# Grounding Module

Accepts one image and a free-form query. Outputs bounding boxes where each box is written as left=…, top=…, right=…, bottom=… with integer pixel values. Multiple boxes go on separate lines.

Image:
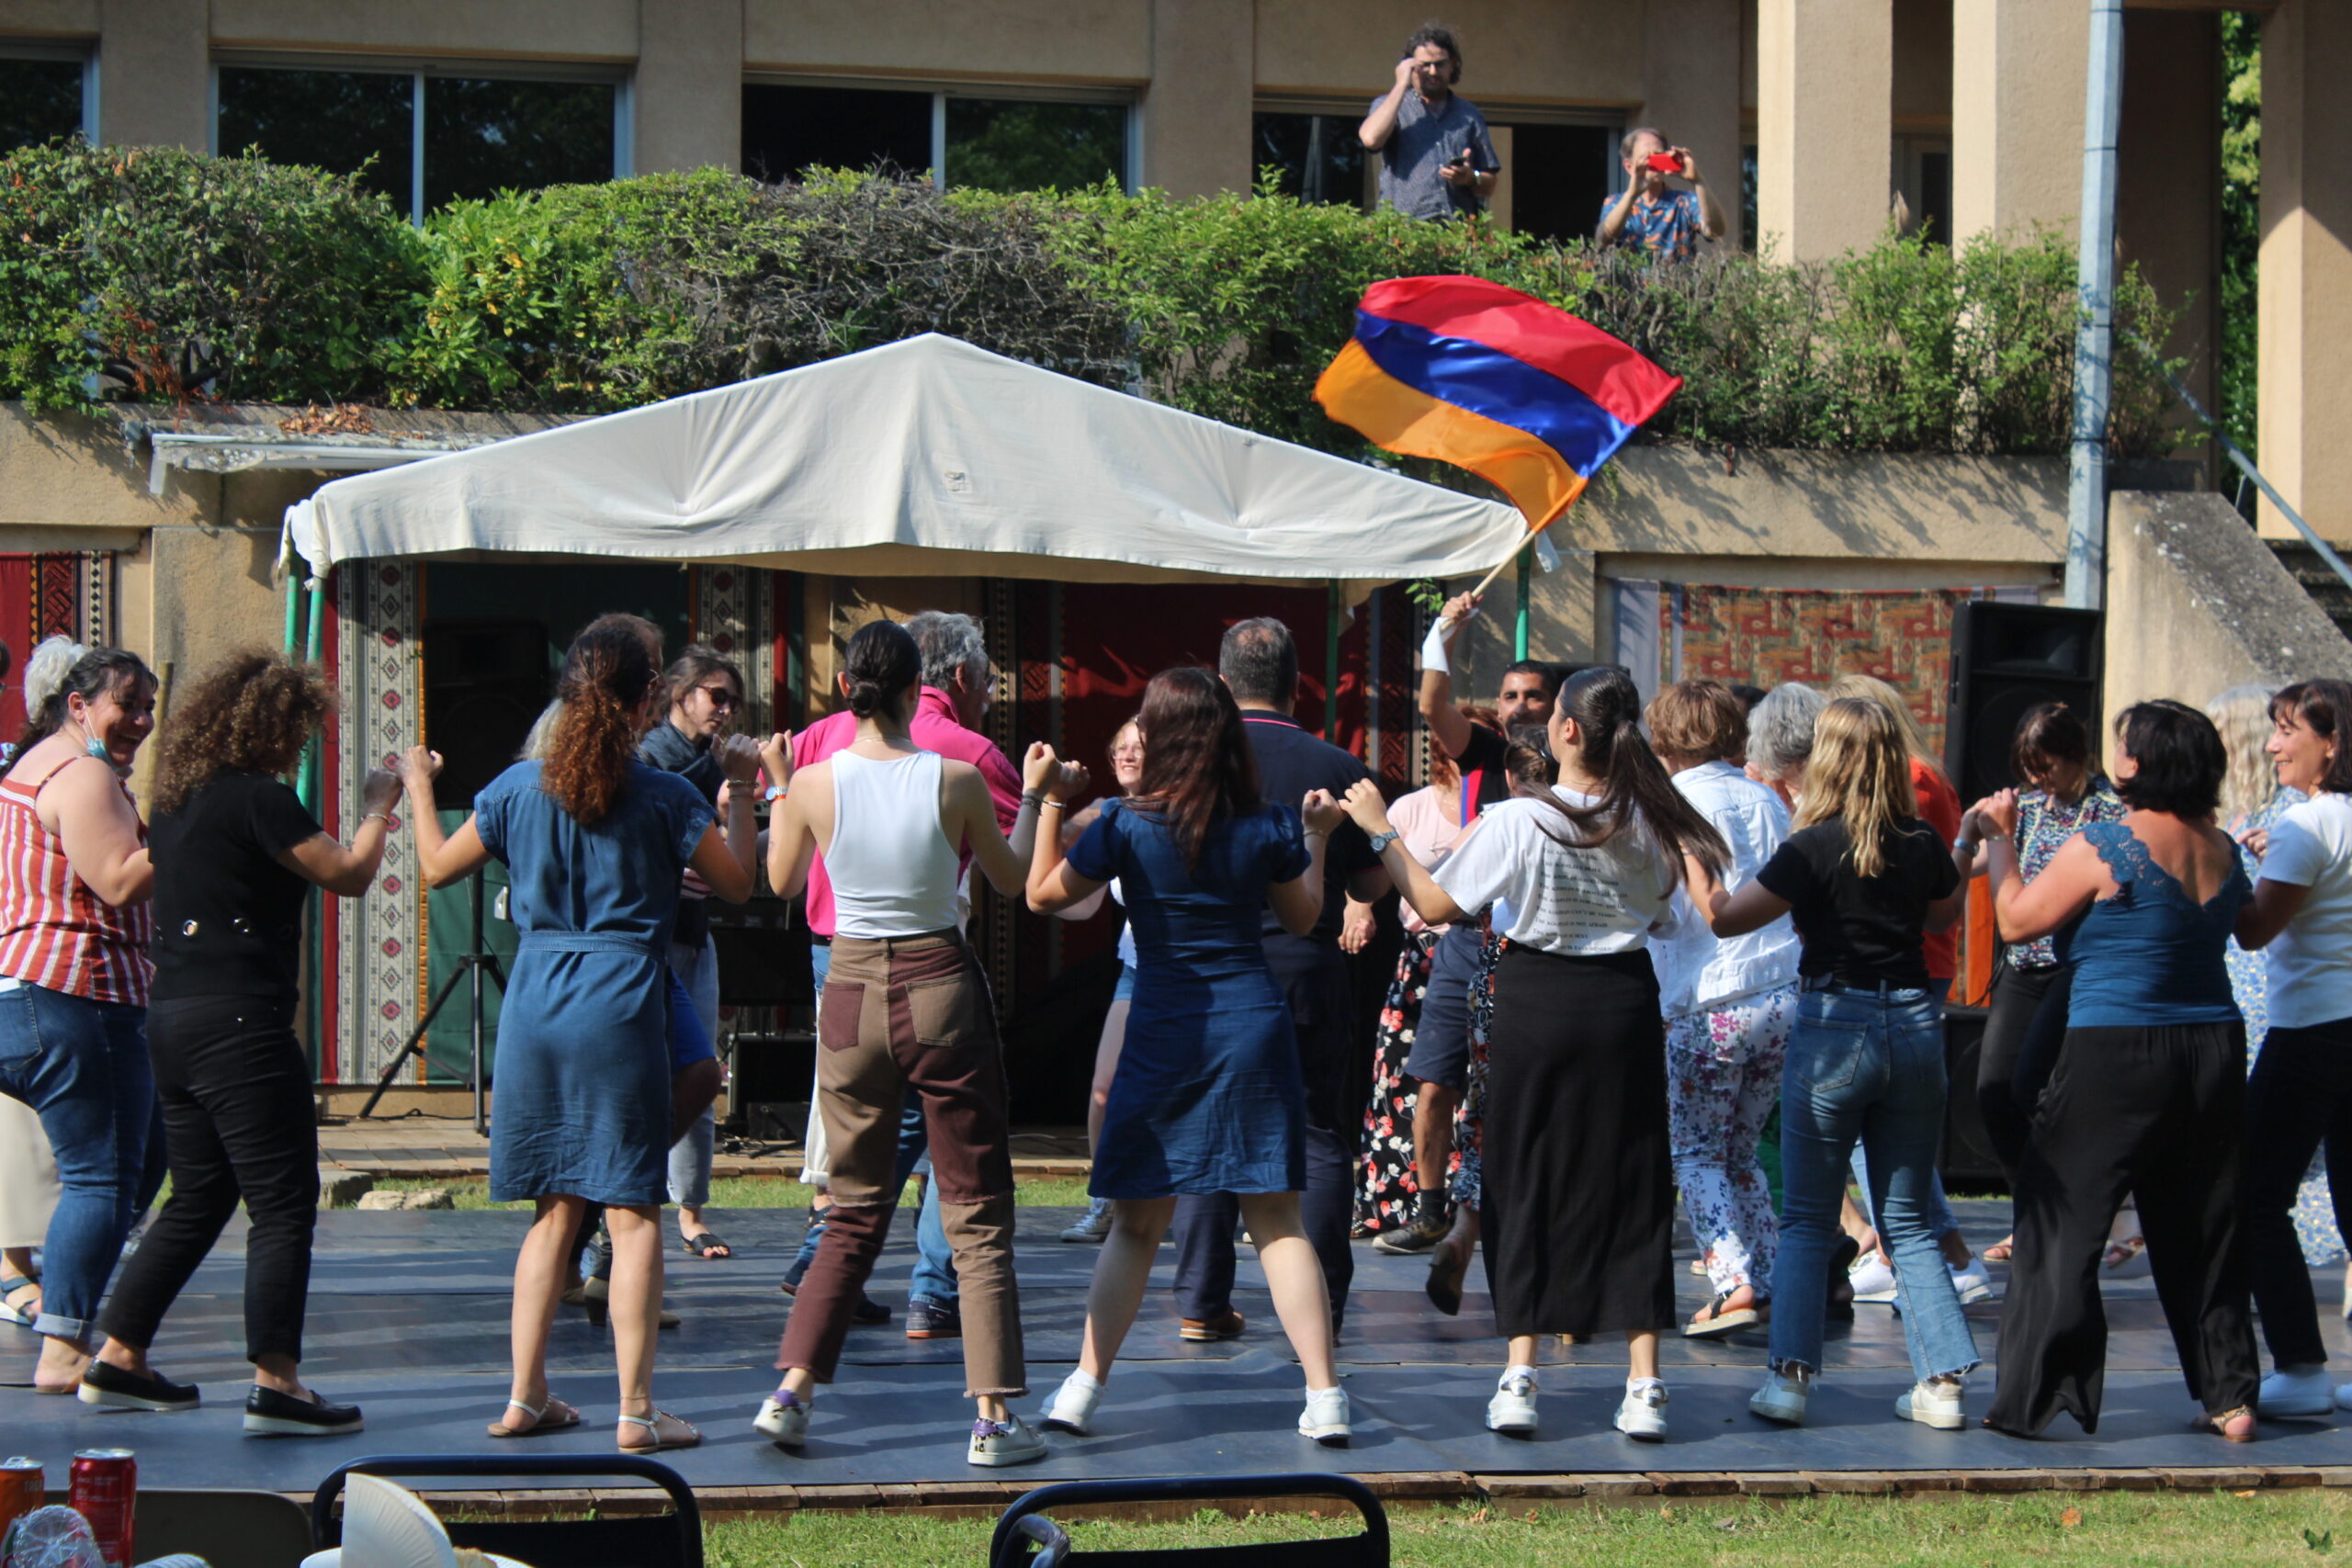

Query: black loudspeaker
left=1939, top=1003, right=2007, bottom=1192
left=1942, top=602, right=2103, bottom=807
left=707, top=896, right=814, bottom=1010
left=423, top=619, right=550, bottom=809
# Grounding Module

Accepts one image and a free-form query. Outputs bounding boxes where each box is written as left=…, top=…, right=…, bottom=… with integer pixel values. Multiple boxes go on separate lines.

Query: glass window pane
left=944, top=98, right=1124, bottom=193
left=741, top=83, right=931, bottom=182
left=0, top=57, right=84, bottom=152
left=424, top=77, right=614, bottom=209
left=217, top=67, right=413, bottom=207
left=1252, top=112, right=1364, bottom=209
left=1497, top=122, right=1612, bottom=245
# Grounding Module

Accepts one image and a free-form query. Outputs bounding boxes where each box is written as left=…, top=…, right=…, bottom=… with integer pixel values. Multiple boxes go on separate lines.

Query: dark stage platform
left=7, top=1201, right=2352, bottom=1495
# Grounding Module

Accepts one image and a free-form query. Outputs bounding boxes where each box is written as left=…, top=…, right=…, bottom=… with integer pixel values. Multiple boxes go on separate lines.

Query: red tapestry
left=1669, top=584, right=1966, bottom=754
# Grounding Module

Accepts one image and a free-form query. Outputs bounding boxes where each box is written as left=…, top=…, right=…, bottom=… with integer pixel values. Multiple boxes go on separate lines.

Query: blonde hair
left=2209, top=682, right=2280, bottom=827
left=1826, top=671, right=1946, bottom=783
left=1795, top=698, right=1918, bottom=878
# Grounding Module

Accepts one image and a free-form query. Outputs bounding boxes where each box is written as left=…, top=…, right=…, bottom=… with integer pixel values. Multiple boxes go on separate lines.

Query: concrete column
left=633, top=0, right=743, bottom=174
left=96, top=0, right=208, bottom=150
left=1950, top=0, right=2088, bottom=242
left=1137, top=0, right=1251, bottom=199
left=1756, top=0, right=1891, bottom=261
left=2258, top=0, right=2352, bottom=543
left=1638, top=0, right=1744, bottom=251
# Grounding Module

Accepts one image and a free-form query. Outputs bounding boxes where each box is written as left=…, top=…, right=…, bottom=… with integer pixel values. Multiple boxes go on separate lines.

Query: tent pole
left=1325, top=581, right=1341, bottom=739
left=1515, top=549, right=1532, bottom=660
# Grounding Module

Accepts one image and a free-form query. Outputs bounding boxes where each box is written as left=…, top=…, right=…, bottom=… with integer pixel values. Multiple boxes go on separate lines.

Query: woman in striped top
left=0, top=637, right=161, bottom=1395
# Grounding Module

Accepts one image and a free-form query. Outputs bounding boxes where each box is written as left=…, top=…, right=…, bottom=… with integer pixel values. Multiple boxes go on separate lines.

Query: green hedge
left=0, top=142, right=2179, bottom=460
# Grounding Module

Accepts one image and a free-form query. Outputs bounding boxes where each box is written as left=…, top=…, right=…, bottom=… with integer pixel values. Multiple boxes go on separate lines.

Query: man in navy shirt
left=1170, top=618, right=1390, bottom=1338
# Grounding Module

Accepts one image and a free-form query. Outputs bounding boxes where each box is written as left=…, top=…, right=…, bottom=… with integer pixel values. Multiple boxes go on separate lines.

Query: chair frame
left=988, top=1472, right=1389, bottom=1568
left=309, top=1453, right=703, bottom=1568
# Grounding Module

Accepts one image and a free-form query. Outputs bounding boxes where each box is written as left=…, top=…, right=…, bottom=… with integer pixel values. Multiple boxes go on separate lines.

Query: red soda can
left=68, top=1449, right=136, bottom=1568
left=0, top=1456, right=43, bottom=1541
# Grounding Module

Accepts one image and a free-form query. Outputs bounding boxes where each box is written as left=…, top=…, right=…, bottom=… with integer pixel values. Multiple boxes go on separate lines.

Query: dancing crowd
left=6, top=596, right=2352, bottom=1465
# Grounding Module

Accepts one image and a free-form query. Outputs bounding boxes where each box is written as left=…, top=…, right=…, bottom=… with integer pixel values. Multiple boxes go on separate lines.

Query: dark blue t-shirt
left=1240, top=711, right=1377, bottom=948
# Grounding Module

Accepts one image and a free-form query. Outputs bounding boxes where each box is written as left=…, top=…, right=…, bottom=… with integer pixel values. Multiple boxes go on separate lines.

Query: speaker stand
left=356, top=874, right=506, bottom=1136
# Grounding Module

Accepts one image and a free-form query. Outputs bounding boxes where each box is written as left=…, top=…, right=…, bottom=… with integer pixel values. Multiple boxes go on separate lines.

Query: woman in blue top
left=1024, top=667, right=1351, bottom=1447
left=1973, top=700, right=2259, bottom=1440
left=401, top=614, right=755, bottom=1453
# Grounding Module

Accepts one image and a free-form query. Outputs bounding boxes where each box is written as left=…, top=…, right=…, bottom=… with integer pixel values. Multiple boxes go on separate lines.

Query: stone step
left=2269, top=541, right=2352, bottom=645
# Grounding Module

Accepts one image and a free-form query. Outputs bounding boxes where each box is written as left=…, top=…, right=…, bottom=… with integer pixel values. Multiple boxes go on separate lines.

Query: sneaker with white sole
left=1948, top=1259, right=1995, bottom=1305
left=1487, top=1371, right=1538, bottom=1434
left=1848, top=1255, right=1898, bottom=1303
left=969, top=1414, right=1048, bottom=1467
left=1615, top=1379, right=1668, bottom=1442
left=2260, top=1366, right=2337, bottom=1419
left=1896, top=1378, right=1965, bottom=1429
left=753, top=1388, right=810, bottom=1448
left=1041, top=1371, right=1102, bottom=1435
left=1298, top=1385, right=1351, bottom=1446
left=1059, top=1196, right=1114, bottom=1244
left=1749, top=1367, right=1811, bottom=1426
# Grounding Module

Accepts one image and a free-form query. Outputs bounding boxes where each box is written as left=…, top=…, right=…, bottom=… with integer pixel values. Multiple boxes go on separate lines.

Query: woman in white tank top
left=752, top=618, right=1082, bottom=1470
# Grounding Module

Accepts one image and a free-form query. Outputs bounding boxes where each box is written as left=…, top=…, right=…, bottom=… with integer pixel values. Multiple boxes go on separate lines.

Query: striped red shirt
left=0, top=757, right=154, bottom=1005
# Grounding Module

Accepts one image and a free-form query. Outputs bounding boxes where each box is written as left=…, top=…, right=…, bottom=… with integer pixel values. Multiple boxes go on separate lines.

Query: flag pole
left=1465, top=528, right=1538, bottom=605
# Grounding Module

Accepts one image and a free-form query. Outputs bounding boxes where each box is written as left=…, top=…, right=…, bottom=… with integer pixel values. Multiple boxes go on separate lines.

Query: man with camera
left=1359, top=25, right=1498, bottom=223
left=1599, top=126, right=1727, bottom=261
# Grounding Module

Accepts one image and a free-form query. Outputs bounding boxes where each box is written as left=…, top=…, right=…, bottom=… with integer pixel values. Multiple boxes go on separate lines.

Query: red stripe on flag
left=1360, top=276, right=1681, bottom=432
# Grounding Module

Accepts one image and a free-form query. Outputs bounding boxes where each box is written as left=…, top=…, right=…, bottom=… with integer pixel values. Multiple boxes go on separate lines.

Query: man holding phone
left=1359, top=25, right=1498, bottom=223
left=1599, top=126, right=1727, bottom=260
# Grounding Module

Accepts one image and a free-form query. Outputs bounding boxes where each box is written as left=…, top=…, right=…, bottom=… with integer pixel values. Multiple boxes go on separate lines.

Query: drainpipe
left=2064, top=0, right=2125, bottom=610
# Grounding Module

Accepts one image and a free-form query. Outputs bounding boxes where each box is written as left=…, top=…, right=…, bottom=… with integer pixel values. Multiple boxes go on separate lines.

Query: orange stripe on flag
left=1313, top=341, right=1585, bottom=529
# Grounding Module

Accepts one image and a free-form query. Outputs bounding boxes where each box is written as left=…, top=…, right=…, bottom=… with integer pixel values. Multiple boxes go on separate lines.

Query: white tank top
left=826, top=749, right=965, bottom=938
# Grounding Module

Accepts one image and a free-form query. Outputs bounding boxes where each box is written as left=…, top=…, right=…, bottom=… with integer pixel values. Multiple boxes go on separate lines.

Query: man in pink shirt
left=782, top=612, right=1018, bottom=1341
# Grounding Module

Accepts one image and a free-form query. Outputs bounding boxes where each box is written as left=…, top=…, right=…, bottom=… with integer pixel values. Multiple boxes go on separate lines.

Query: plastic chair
left=988, top=1473, right=1389, bottom=1568
left=309, top=1454, right=702, bottom=1568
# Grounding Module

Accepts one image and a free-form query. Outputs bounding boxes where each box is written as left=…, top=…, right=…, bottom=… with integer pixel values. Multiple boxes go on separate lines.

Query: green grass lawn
left=354, top=1174, right=1095, bottom=1211
left=704, top=1492, right=2352, bottom=1568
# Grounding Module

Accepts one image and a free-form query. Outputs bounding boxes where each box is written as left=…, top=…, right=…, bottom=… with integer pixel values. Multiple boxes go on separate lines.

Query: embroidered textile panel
left=334, top=560, right=424, bottom=1084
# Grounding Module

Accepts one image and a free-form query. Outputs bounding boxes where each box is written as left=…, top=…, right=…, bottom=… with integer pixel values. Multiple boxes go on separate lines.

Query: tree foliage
left=2218, top=10, right=2260, bottom=464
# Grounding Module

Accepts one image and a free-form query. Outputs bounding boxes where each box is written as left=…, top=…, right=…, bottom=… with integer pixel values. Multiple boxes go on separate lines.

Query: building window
left=1497, top=121, right=1613, bottom=245
left=1251, top=111, right=1365, bottom=209
left=0, top=46, right=91, bottom=151
left=1895, top=136, right=1952, bottom=245
left=741, top=81, right=1130, bottom=193
left=215, top=64, right=621, bottom=221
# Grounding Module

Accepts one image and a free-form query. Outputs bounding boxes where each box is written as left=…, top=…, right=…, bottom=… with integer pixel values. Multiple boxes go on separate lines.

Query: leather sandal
left=2200, top=1404, right=2256, bottom=1443
left=1685, top=1290, right=1762, bottom=1338
left=680, top=1230, right=732, bottom=1259
left=488, top=1395, right=581, bottom=1438
left=616, top=1408, right=700, bottom=1452
left=0, top=1271, right=40, bottom=1329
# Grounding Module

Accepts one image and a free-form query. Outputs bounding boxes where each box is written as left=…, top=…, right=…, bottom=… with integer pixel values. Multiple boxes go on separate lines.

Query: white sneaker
left=1849, top=1255, right=1898, bottom=1303
left=1615, top=1379, right=1668, bottom=1442
left=753, top=1389, right=809, bottom=1448
left=2260, top=1366, right=2336, bottom=1419
left=969, top=1413, right=1048, bottom=1467
left=1299, top=1385, right=1351, bottom=1446
left=2335, top=1381, right=2352, bottom=1411
left=1948, top=1259, right=1995, bottom=1305
left=1749, top=1367, right=1810, bottom=1426
left=1896, top=1378, right=1965, bottom=1430
left=1040, top=1371, right=1102, bottom=1436
left=1059, top=1197, right=1114, bottom=1244
left=1487, top=1371, right=1538, bottom=1434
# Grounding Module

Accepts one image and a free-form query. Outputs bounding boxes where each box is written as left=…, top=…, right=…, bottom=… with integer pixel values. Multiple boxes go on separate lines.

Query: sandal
left=2103, top=1235, right=2149, bottom=1275
left=2199, top=1404, right=2256, bottom=1443
left=616, top=1408, right=700, bottom=1453
left=0, top=1272, right=40, bottom=1329
left=1684, top=1290, right=1762, bottom=1338
left=680, top=1230, right=732, bottom=1260
left=488, top=1395, right=582, bottom=1438
left=1983, top=1237, right=2015, bottom=1264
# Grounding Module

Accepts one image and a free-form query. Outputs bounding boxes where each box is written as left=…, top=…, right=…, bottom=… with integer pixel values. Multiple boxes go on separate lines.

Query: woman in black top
left=81, top=652, right=399, bottom=1436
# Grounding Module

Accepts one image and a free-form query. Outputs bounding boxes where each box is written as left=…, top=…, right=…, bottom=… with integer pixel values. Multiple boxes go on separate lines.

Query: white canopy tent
left=281, top=333, right=1539, bottom=601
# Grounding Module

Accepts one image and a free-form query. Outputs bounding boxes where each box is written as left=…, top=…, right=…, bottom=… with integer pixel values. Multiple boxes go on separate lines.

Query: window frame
left=0, top=37, right=98, bottom=143
left=741, top=73, right=1137, bottom=194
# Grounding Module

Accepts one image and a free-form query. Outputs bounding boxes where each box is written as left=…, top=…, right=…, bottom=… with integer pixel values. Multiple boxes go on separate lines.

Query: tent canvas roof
left=282, top=333, right=1530, bottom=602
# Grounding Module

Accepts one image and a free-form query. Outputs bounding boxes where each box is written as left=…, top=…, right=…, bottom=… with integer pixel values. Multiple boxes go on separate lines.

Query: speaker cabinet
left=423, top=619, right=550, bottom=810
left=1939, top=1003, right=2007, bottom=1192
left=1942, top=602, right=2102, bottom=807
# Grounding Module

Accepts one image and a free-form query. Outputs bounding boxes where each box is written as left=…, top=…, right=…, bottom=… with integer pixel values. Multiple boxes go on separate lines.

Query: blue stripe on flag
left=1352, top=311, right=1638, bottom=477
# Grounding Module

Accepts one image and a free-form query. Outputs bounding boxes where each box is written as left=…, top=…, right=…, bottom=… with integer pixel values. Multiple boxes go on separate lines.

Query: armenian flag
left=1314, top=276, right=1682, bottom=530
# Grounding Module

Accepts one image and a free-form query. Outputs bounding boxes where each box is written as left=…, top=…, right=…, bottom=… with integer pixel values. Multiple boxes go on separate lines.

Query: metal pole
left=469, top=872, right=487, bottom=1136
left=1324, top=581, right=1341, bottom=738
left=1514, top=548, right=1532, bottom=660
left=2064, top=0, right=2125, bottom=610
left=298, top=570, right=326, bottom=809
left=281, top=573, right=300, bottom=658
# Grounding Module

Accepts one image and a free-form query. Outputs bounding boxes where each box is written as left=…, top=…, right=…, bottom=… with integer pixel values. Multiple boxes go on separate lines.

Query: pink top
left=1386, top=785, right=1465, bottom=935
left=794, top=687, right=1023, bottom=937
left=0, top=758, right=153, bottom=1004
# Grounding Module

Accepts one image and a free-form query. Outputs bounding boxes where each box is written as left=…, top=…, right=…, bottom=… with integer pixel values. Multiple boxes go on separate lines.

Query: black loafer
left=78, top=1359, right=199, bottom=1412
left=244, top=1382, right=364, bottom=1437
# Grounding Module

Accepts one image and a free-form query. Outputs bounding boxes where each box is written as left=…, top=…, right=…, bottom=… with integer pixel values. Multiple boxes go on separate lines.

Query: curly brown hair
left=544, top=613, right=662, bottom=824
left=150, top=651, right=332, bottom=817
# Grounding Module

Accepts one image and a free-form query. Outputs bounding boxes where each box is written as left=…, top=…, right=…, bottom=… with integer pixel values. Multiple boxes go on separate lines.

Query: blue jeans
left=791, top=942, right=958, bottom=1308
left=1768, top=985, right=1979, bottom=1382
left=1848, top=1146, right=1963, bottom=1245
left=0, top=982, right=162, bottom=1341
left=666, top=937, right=719, bottom=1209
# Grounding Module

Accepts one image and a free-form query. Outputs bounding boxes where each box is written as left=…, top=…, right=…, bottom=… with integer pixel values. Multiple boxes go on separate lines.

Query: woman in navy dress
left=401, top=614, right=755, bottom=1453
left=1024, top=666, right=1351, bottom=1446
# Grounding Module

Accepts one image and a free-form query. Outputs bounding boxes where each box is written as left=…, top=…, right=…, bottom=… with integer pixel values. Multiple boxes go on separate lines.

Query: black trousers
left=1986, top=1023, right=2258, bottom=1436
left=1977, top=958, right=2074, bottom=1183
left=1172, top=940, right=1357, bottom=1331
left=100, top=994, right=318, bottom=1365
left=2245, top=1015, right=2352, bottom=1370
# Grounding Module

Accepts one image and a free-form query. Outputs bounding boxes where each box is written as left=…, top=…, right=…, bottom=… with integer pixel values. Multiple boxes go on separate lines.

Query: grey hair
left=1746, top=682, right=1826, bottom=783
left=904, top=611, right=989, bottom=693
left=22, top=635, right=86, bottom=718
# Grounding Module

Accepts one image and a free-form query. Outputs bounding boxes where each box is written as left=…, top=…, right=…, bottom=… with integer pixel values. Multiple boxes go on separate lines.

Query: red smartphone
left=1645, top=152, right=1682, bottom=174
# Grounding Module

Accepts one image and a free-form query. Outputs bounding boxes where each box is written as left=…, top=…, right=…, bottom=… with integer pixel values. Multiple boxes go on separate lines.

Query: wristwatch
left=1367, top=829, right=1401, bottom=856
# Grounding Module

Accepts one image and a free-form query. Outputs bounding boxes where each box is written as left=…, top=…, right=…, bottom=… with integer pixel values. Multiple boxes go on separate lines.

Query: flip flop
left=487, top=1395, right=582, bottom=1438
left=1983, top=1237, right=2015, bottom=1263
left=680, top=1230, right=733, bottom=1259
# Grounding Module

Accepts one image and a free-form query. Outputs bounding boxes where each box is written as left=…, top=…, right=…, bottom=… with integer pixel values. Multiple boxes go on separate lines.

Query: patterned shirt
left=1598, top=187, right=1705, bottom=262
left=2010, top=777, right=2128, bottom=968
left=0, top=756, right=153, bottom=1004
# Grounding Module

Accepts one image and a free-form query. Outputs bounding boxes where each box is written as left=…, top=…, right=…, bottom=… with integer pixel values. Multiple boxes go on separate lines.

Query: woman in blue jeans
left=1686, top=697, right=1974, bottom=1429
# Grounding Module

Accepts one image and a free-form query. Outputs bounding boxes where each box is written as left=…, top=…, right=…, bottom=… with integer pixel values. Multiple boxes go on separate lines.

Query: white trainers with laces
left=969, top=1413, right=1049, bottom=1467
left=1059, top=1196, right=1114, bottom=1244
left=1948, top=1258, right=1995, bottom=1305
left=1896, top=1377, right=1966, bottom=1430
left=1487, top=1371, right=1538, bottom=1434
left=753, top=1388, right=809, bottom=1448
left=2260, top=1365, right=2336, bottom=1419
left=1849, top=1254, right=1898, bottom=1303
left=1298, top=1385, right=1351, bottom=1446
left=1749, top=1367, right=1811, bottom=1426
left=1615, top=1379, right=1668, bottom=1442
left=1040, top=1370, right=1102, bottom=1435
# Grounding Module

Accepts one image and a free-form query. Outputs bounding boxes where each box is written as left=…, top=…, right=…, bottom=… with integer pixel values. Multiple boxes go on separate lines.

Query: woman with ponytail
left=1341, top=666, right=1726, bottom=1442
left=399, top=614, right=756, bottom=1453
left=1684, top=698, right=1977, bottom=1433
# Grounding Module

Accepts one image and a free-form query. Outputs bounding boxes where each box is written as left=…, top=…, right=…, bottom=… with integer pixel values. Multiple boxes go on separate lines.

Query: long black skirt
left=1478, top=944, right=1676, bottom=1338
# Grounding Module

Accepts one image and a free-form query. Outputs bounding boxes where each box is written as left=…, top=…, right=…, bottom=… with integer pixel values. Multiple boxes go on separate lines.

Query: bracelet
left=1951, top=834, right=1976, bottom=854
left=363, top=811, right=392, bottom=826
left=1039, top=798, right=1066, bottom=811
left=1020, top=790, right=1046, bottom=808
